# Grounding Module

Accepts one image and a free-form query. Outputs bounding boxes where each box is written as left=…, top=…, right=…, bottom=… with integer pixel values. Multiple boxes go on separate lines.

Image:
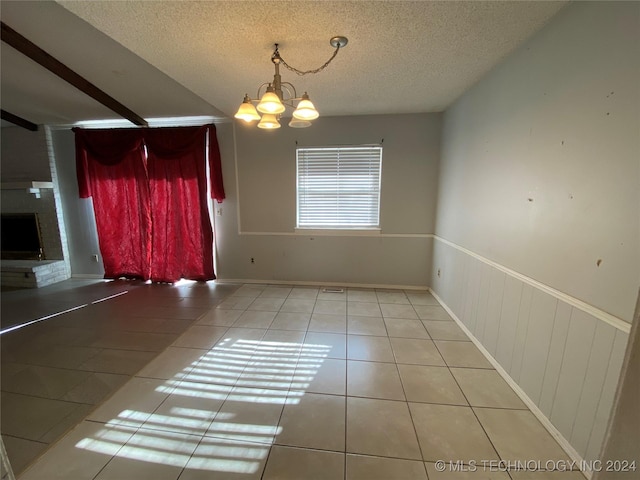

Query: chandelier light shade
left=235, top=95, right=261, bottom=122
left=257, top=113, right=281, bottom=129
left=292, top=94, right=319, bottom=120
left=234, top=36, right=348, bottom=130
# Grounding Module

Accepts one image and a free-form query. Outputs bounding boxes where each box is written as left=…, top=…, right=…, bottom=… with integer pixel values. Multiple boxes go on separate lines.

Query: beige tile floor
left=2, top=281, right=583, bottom=479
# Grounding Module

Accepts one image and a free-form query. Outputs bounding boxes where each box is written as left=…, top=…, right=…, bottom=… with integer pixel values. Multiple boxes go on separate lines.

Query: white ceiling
left=1, top=0, right=568, bottom=127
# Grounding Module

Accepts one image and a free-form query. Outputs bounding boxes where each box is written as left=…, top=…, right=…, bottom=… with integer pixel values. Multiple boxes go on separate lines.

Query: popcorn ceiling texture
left=11, top=1, right=566, bottom=123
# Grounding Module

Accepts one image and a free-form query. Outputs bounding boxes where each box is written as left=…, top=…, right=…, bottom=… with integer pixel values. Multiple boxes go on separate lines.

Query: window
left=297, top=146, right=382, bottom=229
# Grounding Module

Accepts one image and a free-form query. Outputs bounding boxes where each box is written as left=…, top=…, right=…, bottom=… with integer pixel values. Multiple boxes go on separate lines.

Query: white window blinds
left=297, top=146, right=382, bottom=228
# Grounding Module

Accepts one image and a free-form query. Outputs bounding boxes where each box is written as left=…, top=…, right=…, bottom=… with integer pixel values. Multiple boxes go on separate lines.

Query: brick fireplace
left=1, top=127, right=71, bottom=288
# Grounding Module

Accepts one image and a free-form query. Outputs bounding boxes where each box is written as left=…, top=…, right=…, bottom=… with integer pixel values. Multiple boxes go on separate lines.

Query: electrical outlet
left=216, top=208, right=222, bottom=216
left=251, top=257, right=255, bottom=264
left=437, top=268, right=441, bottom=278
left=91, top=254, right=99, bottom=263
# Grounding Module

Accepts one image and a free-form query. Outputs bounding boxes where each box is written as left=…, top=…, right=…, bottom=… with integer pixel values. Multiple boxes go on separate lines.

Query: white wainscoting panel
left=430, top=237, right=630, bottom=467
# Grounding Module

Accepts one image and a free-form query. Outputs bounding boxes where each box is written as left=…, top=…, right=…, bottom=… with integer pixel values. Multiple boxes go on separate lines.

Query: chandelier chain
left=278, top=45, right=341, bottom=76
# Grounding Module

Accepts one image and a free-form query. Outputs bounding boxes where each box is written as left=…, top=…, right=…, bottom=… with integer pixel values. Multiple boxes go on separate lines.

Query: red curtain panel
left=74, top=124, right=224, bottom=283
left=74, top=128, right=151, bottom=280
left=145, top=126, right=215, bottom=282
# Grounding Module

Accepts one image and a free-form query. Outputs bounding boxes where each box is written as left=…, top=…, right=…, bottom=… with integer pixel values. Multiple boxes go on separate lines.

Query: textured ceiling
left=1, top=1, right=567, bottom=126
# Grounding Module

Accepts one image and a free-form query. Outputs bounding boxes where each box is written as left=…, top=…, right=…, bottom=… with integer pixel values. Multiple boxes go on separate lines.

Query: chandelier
left=234, top=36, right=348, bottom=129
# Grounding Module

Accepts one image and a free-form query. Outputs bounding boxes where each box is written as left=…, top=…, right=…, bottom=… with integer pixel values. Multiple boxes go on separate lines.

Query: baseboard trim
left=71, top=274, right=104, bottom=279
left=215, top=278, right=429, bottom=291
left=429, top=287, right=590, bottom=480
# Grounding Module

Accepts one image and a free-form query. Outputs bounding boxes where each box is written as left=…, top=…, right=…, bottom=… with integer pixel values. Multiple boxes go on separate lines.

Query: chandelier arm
left=279, top=44, right=341, bottom=76
left=255, top=82, right=271, bottom=101
left=280, top=82, right=298, bottom=100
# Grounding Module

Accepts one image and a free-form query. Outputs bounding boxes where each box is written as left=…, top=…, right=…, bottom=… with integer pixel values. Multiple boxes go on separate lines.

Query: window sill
left=294, top=228, right=381, bottom=236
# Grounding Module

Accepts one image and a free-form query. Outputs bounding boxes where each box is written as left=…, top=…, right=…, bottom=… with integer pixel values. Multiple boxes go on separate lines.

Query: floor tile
left=232, top=311, right=276, bottom=329
left=450, top=368, right=527, bottom=409
left=167, top=377, right=234, bottom=403
left=509, top=472, right=586, bottom=479
left=414, top=305, right=453, bottom=321
left=346, top=454, right=428, bottom=480
left=347, top=302, right=382, bottom=317
left=346, top=397, right=422, bottom=459
left=77, top=349, right=158, bottom=375
left=262, top=445, right=345, bottom=480
left=90, top=331, right=176, bottom=352
left=277, top=392, right=345, bottom=451
left=87, top=377, right=171, bottom=428
left=347, top=335, right=395, bottom=363
left=347, top=316, right=387, bottom=336
left=347, top=360, right=405, bottom=400
left=347, top=289, right=378, bottom=303
left=93, top=428, right=199, bottom=480
left=178, top=436, right=270, bottom=479
left=303, top=332, right=347, bottom=359
left=236, top=356, right=298, bottom=391
left=380, top=303, right=418, bottom=319
left=424, top=321, right=470, bottom=341
left=206, top=386, right=286, bottom=444
left=142, top=388, right=226, bottom=436
left=270, top=312, right=311, bottom=331
left=186, top=348, right=247, bottom=388
left=13, top=345, right=101, bottom=370
left=1, top=435, right=48, bottom=476
left=376, top=291, right=410, bottom=304
left=261, top=329, right=306, bottom=344
left=434, top=341, right=493, bottom=368
left=247, top=297, right=285, bottom=312
left=424, top=462, right=511, bottom=479
left=172, top=326, right=228, bottom=349
left=231, top=285, right=266, bottom=298
left=288, top=287, right=319, bottom=299
left=308, top=314, right=347, bottom=334
left=384, top=318, right=430, bottom=339
left=136, top=347, right=207, bottom=381
left=473, top=408, right=570, bottom=462
left=390, top=338, right=446, bottom=366
left=1, top=364, right=90, bottom=399
left=397, top=364, right=467, bottom=405
left=1, top=280, right=569, bottom=480
left=294, top=358, right=346, bottom=395
left=19, top=421, right=136, bottom=480
left=216, top=296, right=254, bottom=310
left=40, top=403, right=95, bottom=444
left=259, top=286, right=292, bottom=298
left=0, top=392, right=81, bottom=441
left=196, top=308, right=243, bottom=327
left=406, top=292, right=439, bottom=306
left=61, top=372, right=130, bottom=405
left=226, top=386, right=294, bottom=409
left=409, top=403, right=499, bottom=462
left=314, top=300, right=347, bottom=316
left=279, top=297, right=316, bottom=313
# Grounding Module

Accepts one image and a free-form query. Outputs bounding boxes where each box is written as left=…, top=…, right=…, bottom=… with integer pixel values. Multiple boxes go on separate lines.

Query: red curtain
left=74, top=124, right=225, bottom=283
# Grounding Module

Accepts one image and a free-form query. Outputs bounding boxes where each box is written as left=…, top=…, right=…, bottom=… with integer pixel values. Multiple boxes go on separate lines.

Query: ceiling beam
left=1, top=109, right=38, bottom=131
left=1, top=22, right=148, bottom=127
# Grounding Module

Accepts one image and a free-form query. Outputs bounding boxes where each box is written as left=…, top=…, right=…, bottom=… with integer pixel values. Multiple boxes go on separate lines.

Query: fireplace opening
left=1, top=213, right=44, bottom=260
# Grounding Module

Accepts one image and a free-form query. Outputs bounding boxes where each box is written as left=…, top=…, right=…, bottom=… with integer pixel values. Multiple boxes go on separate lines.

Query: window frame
left=295, top=145, right=383, bottom=232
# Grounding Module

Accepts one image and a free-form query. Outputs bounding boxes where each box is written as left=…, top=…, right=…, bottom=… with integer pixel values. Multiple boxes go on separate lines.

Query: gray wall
left=49, top=113, right=441, bottom=288
left=214, top=113, right=441, bottom=287
left=430, top=1, right=638, bottom=465
left=434, top=1, right=639, bottom=323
